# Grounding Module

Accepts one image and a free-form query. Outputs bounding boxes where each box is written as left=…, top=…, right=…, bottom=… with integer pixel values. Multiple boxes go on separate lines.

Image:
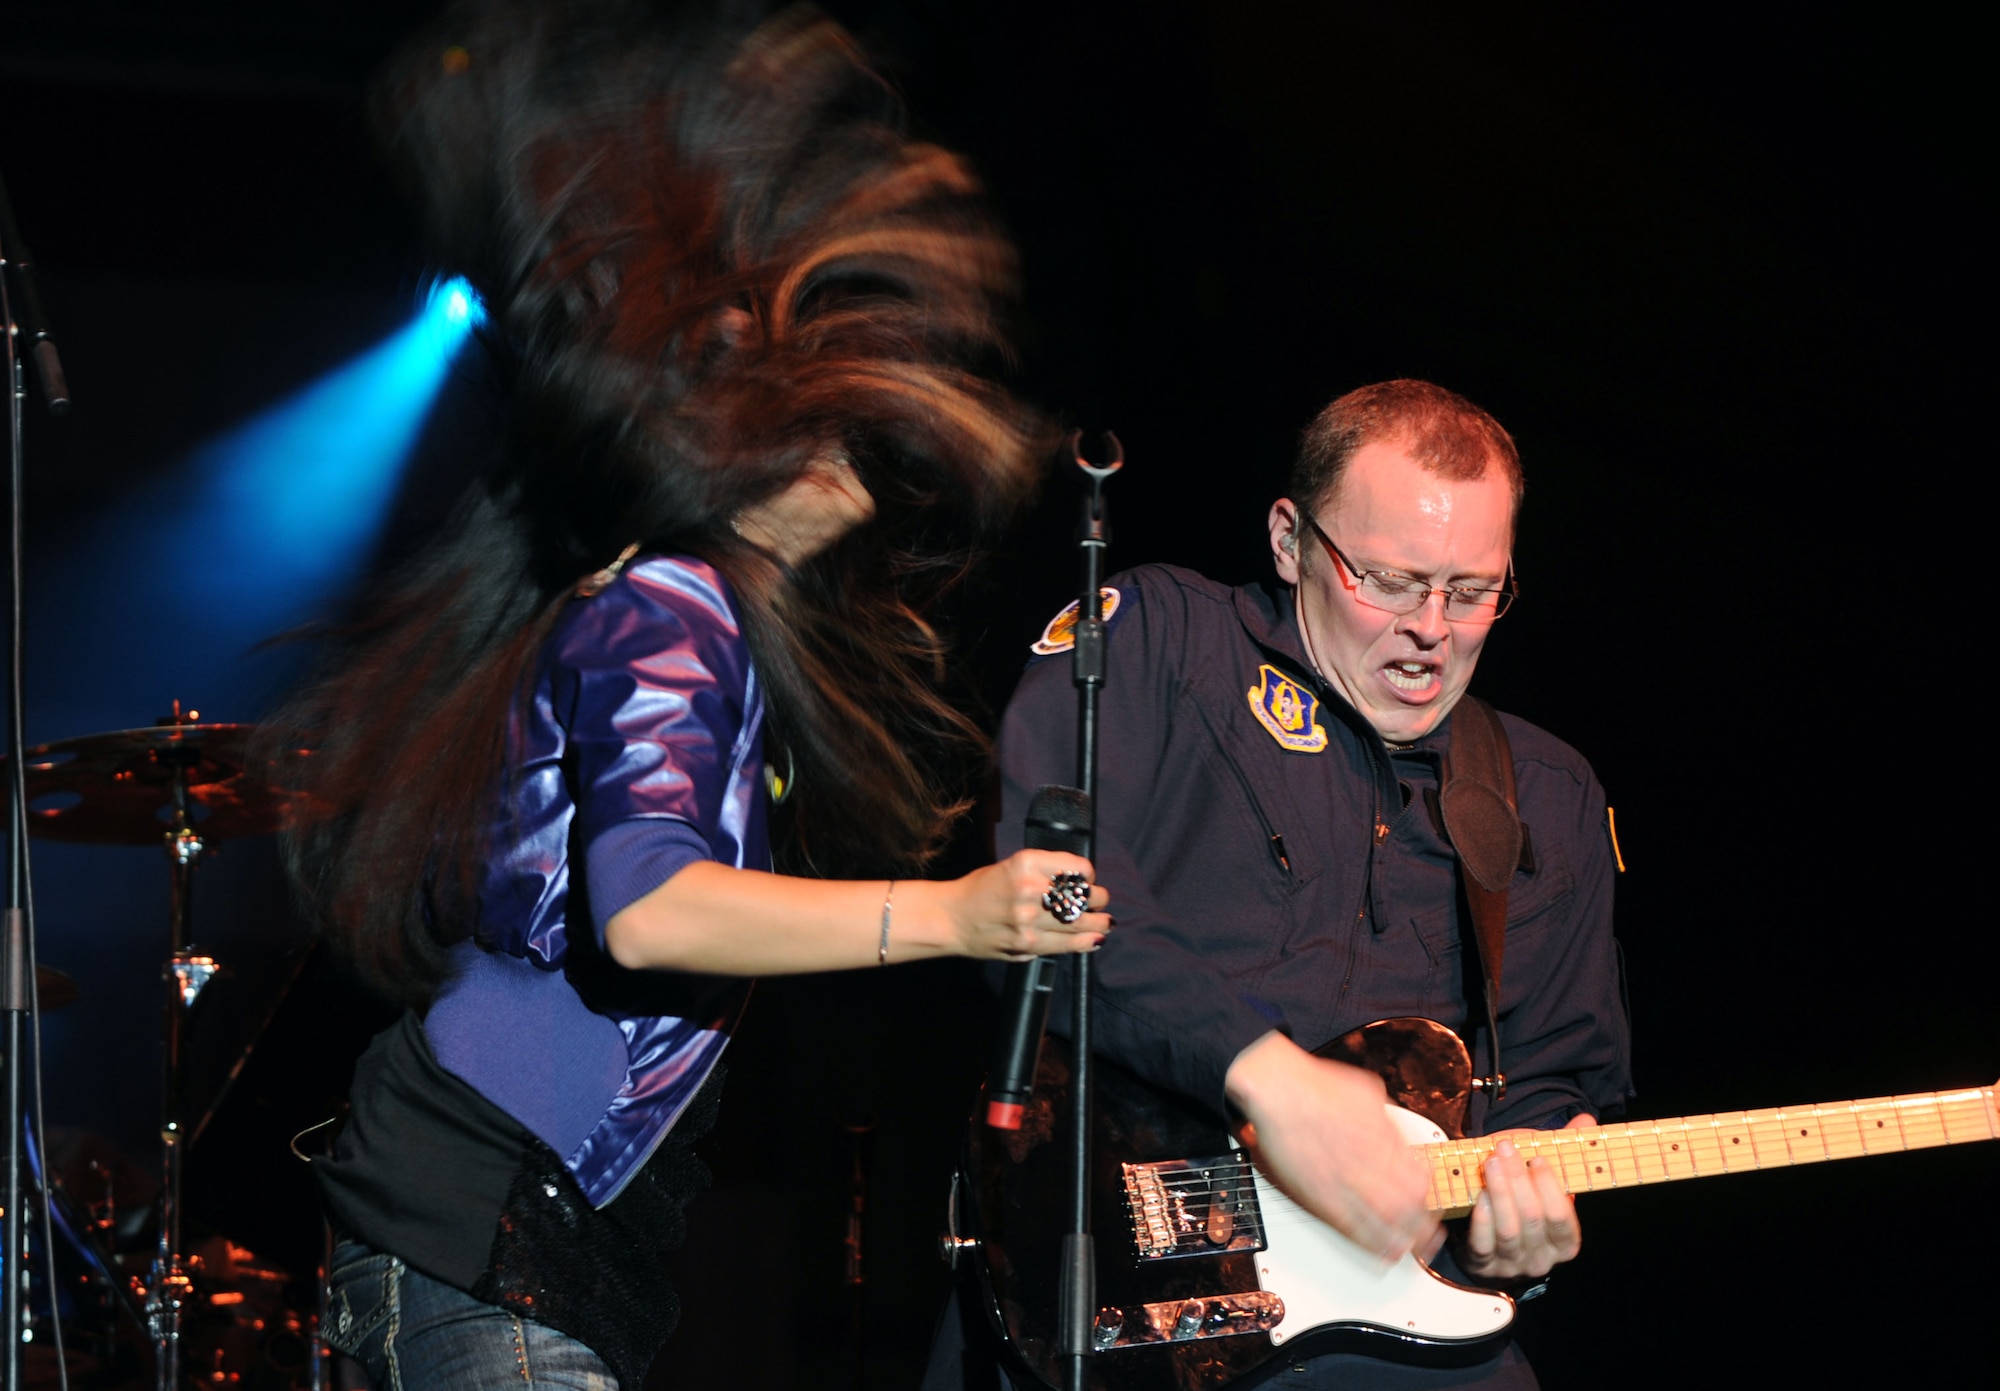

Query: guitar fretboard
left=1424, top=1085, right=2000, bottom=1218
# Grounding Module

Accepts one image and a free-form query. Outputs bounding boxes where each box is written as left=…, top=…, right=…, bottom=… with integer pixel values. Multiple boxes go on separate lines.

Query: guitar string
left=1123, top=1094, right=1987, bottom=1198
left=1119, top=1090, right=1995, bottom=1250
left=1130, top=1131, right=1816, bottom=1204
left=1132, top=1108, right=1977, bottom=1211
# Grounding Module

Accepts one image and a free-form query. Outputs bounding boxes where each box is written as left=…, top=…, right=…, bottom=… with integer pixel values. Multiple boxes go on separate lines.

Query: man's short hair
left=1290, top=379, right=1524, bottom=522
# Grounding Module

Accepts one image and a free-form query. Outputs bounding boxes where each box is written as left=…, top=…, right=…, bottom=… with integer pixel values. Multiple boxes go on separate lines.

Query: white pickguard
left=1248, top=1105, right=1514, bottom=1347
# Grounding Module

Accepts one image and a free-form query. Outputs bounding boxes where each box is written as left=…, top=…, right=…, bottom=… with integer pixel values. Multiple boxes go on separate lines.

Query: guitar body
left=960, top=1020, right=1514, bottom=1391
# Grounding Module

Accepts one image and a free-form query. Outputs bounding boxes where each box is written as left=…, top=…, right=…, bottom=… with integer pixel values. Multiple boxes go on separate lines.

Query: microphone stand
left=1059, top=432, right=1121, bottom=1391
left=1, top=168, right=72, bottom=1391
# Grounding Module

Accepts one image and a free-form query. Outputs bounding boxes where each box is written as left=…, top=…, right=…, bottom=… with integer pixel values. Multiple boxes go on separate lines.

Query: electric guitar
left=951, top=1019, right=1999, bottom=1391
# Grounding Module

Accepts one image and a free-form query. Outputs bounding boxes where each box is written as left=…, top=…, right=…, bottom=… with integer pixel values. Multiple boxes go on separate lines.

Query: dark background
left=2, top=2, right=1990, bottom=1387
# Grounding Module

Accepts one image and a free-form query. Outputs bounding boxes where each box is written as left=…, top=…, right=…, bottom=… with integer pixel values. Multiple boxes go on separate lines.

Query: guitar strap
left=1437, top=695, right=1520, bottom=1098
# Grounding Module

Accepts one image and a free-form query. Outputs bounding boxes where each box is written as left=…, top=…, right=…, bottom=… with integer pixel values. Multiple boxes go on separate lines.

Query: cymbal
left=11, top=723, right=309, bottom=845
left=37, top=965, right=78, bottom=1011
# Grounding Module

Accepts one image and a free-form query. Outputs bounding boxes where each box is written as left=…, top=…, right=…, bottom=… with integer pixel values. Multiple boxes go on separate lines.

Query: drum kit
left=8, top=704, right=317, bottom=1391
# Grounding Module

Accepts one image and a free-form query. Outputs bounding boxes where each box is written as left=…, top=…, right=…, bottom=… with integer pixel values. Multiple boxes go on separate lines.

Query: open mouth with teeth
left=1382, top=661, right=1439, bottom=694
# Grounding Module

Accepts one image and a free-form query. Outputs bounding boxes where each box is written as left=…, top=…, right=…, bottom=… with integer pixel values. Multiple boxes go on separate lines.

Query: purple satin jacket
left=423, top=556, right=766, bottom=1207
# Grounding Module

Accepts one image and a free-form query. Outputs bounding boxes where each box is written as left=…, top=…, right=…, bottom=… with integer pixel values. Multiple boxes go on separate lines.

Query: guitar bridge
left=1092, top=1291, right=1286, bottom=1349
left=1122, top=1154, right=1266, bottom=1261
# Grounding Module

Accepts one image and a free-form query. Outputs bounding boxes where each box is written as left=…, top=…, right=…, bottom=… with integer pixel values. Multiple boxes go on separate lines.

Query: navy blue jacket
left=998, top=565, right=1631, bottom=1137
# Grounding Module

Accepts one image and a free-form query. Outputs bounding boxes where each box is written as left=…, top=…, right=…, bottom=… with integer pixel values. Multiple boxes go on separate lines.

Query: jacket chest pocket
left=1409, top=836, right=1576, bottom=949
left=1503, top=833, right=1575, bottom=933
left=1406, top=835, right=1575, bottom=1020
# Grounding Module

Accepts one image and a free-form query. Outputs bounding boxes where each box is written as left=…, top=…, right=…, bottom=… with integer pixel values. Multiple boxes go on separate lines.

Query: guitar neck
left=1424, top=1084, right=2000, bottom=1218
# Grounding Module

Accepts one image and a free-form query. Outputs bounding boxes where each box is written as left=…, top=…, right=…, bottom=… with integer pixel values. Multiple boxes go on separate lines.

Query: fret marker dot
left=1594, top=1165, right=1603, bottom=1173
left=1451, top=1168, right=1460, bottom=1176
left=1731, top=1137, right=1740, bottom=1144
left=1799, top=1128, right=1808, bottom=1136
left=1670, top=1143, right=1680, bottom=1151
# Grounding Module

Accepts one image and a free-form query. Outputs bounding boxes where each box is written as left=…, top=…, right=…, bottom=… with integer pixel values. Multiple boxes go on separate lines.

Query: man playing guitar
left=932, top=379, right=1631, bottom=1389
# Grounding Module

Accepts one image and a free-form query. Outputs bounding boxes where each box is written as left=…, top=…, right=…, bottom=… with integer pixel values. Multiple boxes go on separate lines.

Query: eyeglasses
left=1303, top=515, right=1517, bottom=623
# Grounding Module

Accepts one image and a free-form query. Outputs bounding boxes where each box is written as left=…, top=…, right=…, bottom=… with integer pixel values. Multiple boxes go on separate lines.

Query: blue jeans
left=323, top=1241, right=619, bottom=1390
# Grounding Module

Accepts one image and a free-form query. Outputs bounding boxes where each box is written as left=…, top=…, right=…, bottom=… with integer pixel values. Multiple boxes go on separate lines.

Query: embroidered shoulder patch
left=1031, top=587, right=1122, bottom=655
left=1247, top=664, right=1327, bottom=752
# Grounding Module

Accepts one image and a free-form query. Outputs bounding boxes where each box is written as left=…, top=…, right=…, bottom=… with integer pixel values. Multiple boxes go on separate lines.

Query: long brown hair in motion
left=274, top=1, right=1051, bottom=1005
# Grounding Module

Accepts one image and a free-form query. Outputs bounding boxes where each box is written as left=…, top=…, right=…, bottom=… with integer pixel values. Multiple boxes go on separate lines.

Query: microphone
left=984, top=784, right=1091, bottom=1130
left=0, top=172, right=71, bottom=415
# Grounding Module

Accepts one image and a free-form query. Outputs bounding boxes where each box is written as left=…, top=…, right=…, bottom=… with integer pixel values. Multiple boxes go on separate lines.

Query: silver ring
left=1041, top=872, right=1090, bottom=924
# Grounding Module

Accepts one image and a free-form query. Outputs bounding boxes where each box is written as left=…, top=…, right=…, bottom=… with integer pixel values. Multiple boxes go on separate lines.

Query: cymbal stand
left=142, top=712, right=219, bottom=1391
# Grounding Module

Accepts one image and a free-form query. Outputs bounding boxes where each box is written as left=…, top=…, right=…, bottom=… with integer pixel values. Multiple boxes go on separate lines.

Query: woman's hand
left=941, top=849, right=1111, bottom=959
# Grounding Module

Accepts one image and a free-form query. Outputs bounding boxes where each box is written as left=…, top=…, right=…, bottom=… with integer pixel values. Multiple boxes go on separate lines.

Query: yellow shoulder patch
left=1031, top=587, right=1122, bottom=655
left=1247, top=664, right=1327, bottom=753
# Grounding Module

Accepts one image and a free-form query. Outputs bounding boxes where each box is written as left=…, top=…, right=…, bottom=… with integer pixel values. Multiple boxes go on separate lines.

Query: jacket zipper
left=1190, top=697, right=1297, bottom=884
left=1337, top=730, right=1397, bottom=1004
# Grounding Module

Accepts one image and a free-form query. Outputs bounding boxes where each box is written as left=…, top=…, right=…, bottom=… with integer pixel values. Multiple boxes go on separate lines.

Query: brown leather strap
left=1437, top=695, right=1519, bottom=1095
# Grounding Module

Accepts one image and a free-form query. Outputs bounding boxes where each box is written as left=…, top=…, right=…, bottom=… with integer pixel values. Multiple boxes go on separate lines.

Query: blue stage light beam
left=190, top=275, right=487, bottom=614
left=29, top=278, right=486, bottom=739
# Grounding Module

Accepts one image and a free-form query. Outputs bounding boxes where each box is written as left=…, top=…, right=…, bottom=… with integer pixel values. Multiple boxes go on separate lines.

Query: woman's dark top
left=317, top=1011, right=723, bottom=1387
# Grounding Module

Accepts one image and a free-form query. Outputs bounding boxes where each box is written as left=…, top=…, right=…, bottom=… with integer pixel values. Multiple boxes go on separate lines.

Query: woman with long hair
left=279, top=4, right=1106, bottom=1385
